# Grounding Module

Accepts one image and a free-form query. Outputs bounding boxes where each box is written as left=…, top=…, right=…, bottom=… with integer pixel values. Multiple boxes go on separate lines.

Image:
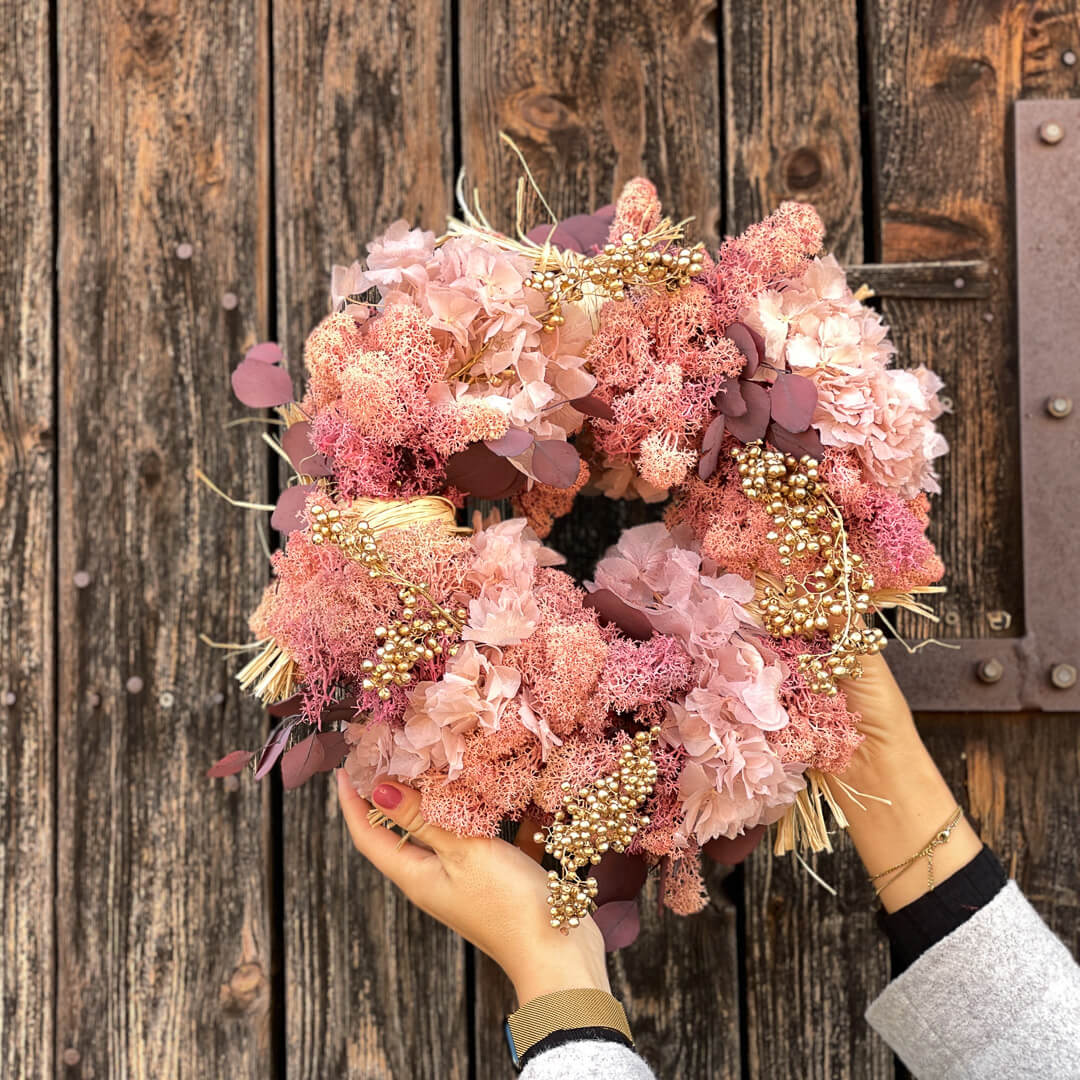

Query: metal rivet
left=158, top=690, right=175, bottom=708
left=976, top=658, right=1004, bottom=684
left=953, top=276, right=966, bottom=290
left=1050, top=664, right=1077, bottom=689
left=1046, top=395, right=1072, bottom=418
left=982, top=311, right=994, bottom=323
left=209, top=691, right=225, bottom=707
left=1063, top=50, right=1077, bottom=67
left=223, top=774, right=241, bottom=793
left=125, top=676, right=144, bottom=694
left=222, top=292, right=239, bottom=310
left=87, top=691, right=101, bottom=708
left=63, top=1047, right=81, bottom=1066
left=1039, top=121, right=1065, bottom=145
left=944, top=610, right=961, bottom=628
left=986, top=609, right=1012, bottom=632
left=176, top=242, right=193, bottom=260
left=1, top=690, right=16, bottom=706
left=73, top=570, right=92, bottom=588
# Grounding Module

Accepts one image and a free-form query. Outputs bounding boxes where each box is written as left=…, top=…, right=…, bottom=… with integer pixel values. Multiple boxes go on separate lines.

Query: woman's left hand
left=336, top=770, right=610, bottom=1005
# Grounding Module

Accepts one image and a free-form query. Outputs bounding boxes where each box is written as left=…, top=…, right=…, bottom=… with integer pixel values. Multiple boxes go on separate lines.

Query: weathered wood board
left=54, top=1, right=273, bottom=1075
left=0, top=1, right=55, bottom=1076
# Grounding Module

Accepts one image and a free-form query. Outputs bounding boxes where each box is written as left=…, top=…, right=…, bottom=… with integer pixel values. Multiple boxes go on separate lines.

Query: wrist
left=506, top=937, right=610, bottom=1006
left=510, top=962, right=611, bottom=1007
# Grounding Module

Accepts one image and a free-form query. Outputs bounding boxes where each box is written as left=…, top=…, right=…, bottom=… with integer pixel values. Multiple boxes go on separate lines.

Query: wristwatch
left=504, top=988, right=633, bottom=1070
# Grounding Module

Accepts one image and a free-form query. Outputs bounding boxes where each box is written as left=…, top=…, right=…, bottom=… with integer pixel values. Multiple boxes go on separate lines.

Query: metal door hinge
left=888, top=99, right=1080, bottom=712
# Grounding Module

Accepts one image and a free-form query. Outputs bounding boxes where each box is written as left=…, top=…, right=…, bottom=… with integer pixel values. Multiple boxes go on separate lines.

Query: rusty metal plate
left=888, top=99, right=1080, bottom=711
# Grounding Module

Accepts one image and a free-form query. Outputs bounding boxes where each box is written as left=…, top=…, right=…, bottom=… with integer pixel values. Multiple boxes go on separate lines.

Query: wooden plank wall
left=2, top=1, right=1077, bottom=1077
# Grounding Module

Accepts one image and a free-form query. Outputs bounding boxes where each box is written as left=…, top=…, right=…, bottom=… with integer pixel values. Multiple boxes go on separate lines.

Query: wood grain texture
left=55, top=1, right=273, bottom=1075
left=459, top=0, right=723, bottom=248
left=270, top=2, right=466, bottom=1076
left=722, top=0, right=864, bottom=255
left=0, top=1, right=54, bottom=1075
left=724, top=4, right=892, bottom=1077
left=865, top=0, right=1050, bottom=639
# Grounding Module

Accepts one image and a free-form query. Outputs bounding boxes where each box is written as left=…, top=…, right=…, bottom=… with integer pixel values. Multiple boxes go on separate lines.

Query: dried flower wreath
left=205, top=165, right=947, bottom=944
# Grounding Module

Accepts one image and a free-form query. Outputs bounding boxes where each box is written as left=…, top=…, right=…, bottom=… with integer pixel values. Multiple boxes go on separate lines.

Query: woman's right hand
left=336, top=770, right=611, bottom=1006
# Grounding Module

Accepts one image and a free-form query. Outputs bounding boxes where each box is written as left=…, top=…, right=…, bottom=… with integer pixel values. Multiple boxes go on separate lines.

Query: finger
left=369, top=775, right=464, bottom=859
left=514, top=816, right=546, bottom=865
left=336, top=770, right=439, bottom=890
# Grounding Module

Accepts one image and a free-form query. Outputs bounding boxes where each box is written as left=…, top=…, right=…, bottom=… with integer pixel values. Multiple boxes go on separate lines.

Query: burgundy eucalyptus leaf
left=444, top=442, right=526, bottom=498
left=582, top=588, right=655, bottom=641
left=698, top=443, right=721, bottom=481
left=245, top=341, right=284, bottom=365
left=703, top=824, right=766, bottom=865
left=271, top=483, right=318, bottom=533
left=716, top=378, right=747, bottom=418
left=319, top=705, right=358, bottom=728
left=484, top=428, right=535, bottom=457
left=769, top=372, right=818, bottom=433
left=281, top=422, right=333, bottom=477
left=592, top=852, right=650, bottom=905
left=570, top=393, right=617, bottom=421
left=724, top=380, right=770, bottom=443
left=267, top=694, right=303, bottom=718
left=593, top=900, right=641, bottom=952
left=281, top=730, right=349, bottom=789
left=231, top=356, right=295, bottom=408
left=280, top=732, right=320, bottom=790
left=724, top=322, right=763, bottom=378
left=702, top=414, right=725, bottom=454
left=314, top=730, right=349, bottom=770
left=207, top=749, right=253, bottom=779
left=254, top=718, right=299, bottom=780
left=531, top=439, right=581, bottom=489
left=525, top=206, right=616, bottom=254
left=766, top=421, right=825, bottom=461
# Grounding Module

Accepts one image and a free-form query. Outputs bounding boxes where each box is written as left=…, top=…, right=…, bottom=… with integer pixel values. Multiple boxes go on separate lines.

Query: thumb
left=371, top=776, right=460, bottom=857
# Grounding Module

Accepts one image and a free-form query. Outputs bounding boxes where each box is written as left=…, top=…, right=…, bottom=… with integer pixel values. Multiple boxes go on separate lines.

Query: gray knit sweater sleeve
left=866, top=880, right=1080, bottom=1078
left=519, top=1039, right=657, bottom=1079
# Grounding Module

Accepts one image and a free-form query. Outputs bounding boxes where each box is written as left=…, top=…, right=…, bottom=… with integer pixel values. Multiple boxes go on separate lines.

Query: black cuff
left=517, top=1026, right=634, bottom=1071
left=880, top=844, right=1007, bottom=975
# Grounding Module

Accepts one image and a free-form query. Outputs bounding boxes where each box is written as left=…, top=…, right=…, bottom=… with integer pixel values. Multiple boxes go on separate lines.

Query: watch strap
left=505, top=988, right=632, bottom=1069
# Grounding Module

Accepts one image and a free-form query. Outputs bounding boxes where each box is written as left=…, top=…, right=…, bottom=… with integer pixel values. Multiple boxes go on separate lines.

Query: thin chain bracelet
left=869, top=806, right=964, bottom=898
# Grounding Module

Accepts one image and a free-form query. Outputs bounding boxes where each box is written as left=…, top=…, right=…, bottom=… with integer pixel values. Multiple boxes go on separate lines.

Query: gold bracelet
left=506, top=988, right=632, bottom=1063
left=869, top=806, right=964, bottom=897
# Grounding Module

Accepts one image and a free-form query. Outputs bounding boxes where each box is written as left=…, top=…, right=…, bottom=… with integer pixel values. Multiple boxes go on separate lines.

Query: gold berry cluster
left=308, top=500, right=466, bottom=699
left=525, top=232, right=706, bottom=331
left=534, top=727, right=660, bottom=932
left=732, top=442, right=885, bottom=696
left=361, top=587, right=467, bottom=700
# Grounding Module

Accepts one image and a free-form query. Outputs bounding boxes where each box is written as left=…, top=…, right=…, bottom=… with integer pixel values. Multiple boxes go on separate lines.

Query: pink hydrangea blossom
left=390, top=643, right=522, bottom=781
left=674, top=748, right=806, bottom=845
left=742, top=254, right=948, bottom=498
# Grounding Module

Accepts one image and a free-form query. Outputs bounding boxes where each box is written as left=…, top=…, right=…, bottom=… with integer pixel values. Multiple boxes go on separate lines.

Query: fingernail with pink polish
left=373, top=784, right=402, bottom=810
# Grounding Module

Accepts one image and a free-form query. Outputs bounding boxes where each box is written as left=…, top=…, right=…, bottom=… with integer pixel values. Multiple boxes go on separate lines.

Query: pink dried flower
left=390, top=643, right=522, bottom=781
left=741, top=255, right=947, bottom=498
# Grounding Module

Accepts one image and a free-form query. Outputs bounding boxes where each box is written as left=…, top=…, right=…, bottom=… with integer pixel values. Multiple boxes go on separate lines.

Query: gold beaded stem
left=525, top=230, right=706, bottom=331
left=308, top=499, right=468, bottom=700
left=533, top=727, right=660, bottom=933
left=733, top=442, right=886, bottom=696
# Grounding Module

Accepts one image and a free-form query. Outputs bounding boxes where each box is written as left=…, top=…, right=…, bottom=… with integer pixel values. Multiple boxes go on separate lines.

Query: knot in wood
left=219, top=961, right=267, bottom=1017
left=783, top=146, right=823, bottom=191
left=511, top=89, right=580, bottom=138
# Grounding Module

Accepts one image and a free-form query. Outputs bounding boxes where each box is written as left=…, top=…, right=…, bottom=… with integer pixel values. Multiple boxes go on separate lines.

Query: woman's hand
left=836, top=651, right=983, bottom=911
left=336, top=770, right=610, bottom=1005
